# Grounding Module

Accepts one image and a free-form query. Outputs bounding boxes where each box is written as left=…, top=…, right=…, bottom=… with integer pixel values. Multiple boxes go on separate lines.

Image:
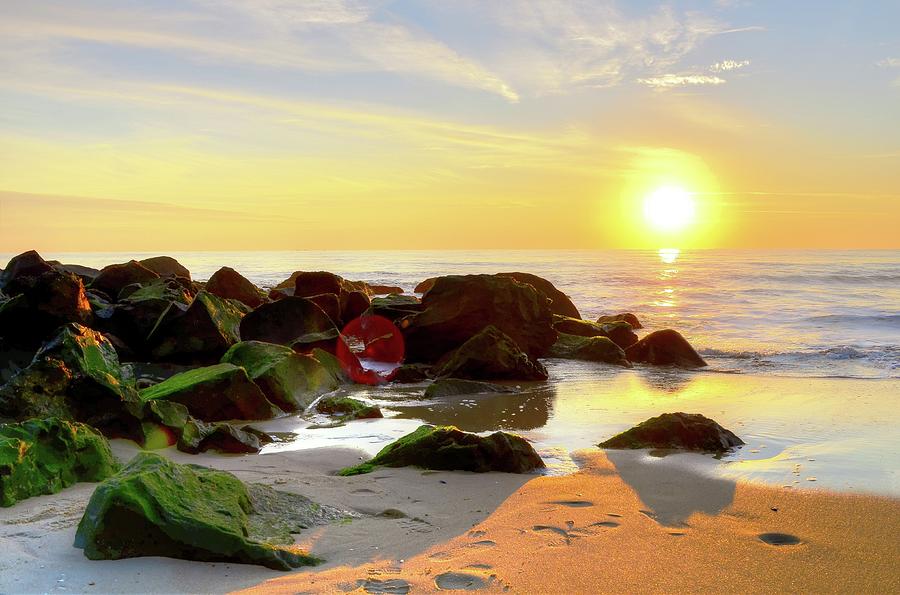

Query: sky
left=0, top=0, right=898, bottom=251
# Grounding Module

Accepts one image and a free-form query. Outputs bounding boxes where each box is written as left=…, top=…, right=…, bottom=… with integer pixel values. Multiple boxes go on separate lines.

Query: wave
left=700, top=345, right=900, bottom=363
left=802, top=314, right=900, bottom=326
left=735, top=273, right=900, bottom=285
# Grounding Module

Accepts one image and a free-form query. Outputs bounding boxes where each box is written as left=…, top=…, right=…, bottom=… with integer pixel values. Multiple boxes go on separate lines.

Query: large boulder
left=101, top=278, right=193, bottom=355
left=342, top=290, right=370, bottom=323
left=239, top=297, right=338, bottom=353
left=139, top=363, right=280, bottom=421
left=90, top=260, right=160, bottom=298
left=339, top=425, right=544, bottom=475
left=149, top=291, right=244, bottom=363
left=597, top=312, right=642, bottom=329
left=548, top=333, right=631, bottom=367
left=625, top=329, right=707, bottom=368
left=553, top=316, right=638, bottom=349
left=221, top=341, right=343, bottom=412
left=424, top=378, right=516, bottom=399
left=0, top=324, right=143, bottom=438
left=74, top=452, right=344, bottom=570
left=1, top=418, right=119, bottom=507
left=599, top=413, right=743, bottom=452
left=205, top=267, right=266, bottom=308
left=403, top=275, right=557, bottom=363
left=292, top=271, right=346, bottom=298
left=0, top=250, right=54, bottom=286
left=138, top=256, right=191, bottom=280
left=305, top=293, right=341, bottom=325
left=496, top=272, right=580, bottom=319
left=433, top=325, right=548, bottom=381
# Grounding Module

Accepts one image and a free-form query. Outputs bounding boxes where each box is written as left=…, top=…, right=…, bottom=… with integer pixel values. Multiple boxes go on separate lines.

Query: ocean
left=3, top=249, right=899, bottom=495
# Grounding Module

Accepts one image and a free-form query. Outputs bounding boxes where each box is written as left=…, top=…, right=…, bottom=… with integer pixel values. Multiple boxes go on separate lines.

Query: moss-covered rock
left=495, top=272, right=580, bottom=319
left=553, top=316, right=638, bottom=349
left=149, top=291, right=244, bottom=363
left=367, top=294, right=424, bottom=322
left=433, top=325, right=548, bottom=381
left=339, top=425, right=544, bottom=475
left=315, top=396, right=382, bottom=420
left=599, top=412, right=743, bottom=452
left=1, top=418, right=119, bottom=507
left=221, top=341, right=343, bottom=412
left=596, top=312, right=642, bottom=329
left=90, top=260, right=160, bottom=298
left=73, top=452, right=328, bottom=570
left=239, top=297, right=339, bottom=354
left=624, top=329, right=707, bottom=368
left=205, top=267, right=266, bottom=308
left=424, top=378, right=516, bottom=399
left=139, top=363, right=280, bottom=421
left=548, top=333, right=631, bottom=367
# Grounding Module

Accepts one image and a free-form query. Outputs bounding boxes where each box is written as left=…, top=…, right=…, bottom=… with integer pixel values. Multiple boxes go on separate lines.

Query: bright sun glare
left=643, top=187, right=696, bottom=233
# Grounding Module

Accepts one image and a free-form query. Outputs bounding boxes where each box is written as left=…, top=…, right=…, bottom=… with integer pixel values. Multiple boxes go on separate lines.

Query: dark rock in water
left=149, top=291, right=244, bottom=363
left=139, top=363, right=280, bottom=421
left=339, top=425, right=544, bottom=475
left=221, top=341, right=343, bottom=412
left=239, top=297, right=339, bottom=353
left=293, top=271, right=345, bottom=298
left=1, top=418, right=119, bottom=507
left=625, top=329, right=707, bottom=368
left=389, top=362, right=432, bottom=383
left=597, top=312, right=642, bottom=329
left=342, top=290, right=370, bottom=323
left=403, top=275, right=557, bottom=363
left=205, top=266, right=266, bottom=308
left=496, top=272, right=580, bottom=319
left=305, top=293, right=341, bottom=325
left=90, top=260, right=160, bottom=298
left=433, top=325, right=548, bottom=381
left=553, top=316, right=638, bottom=349
left=548, top=333, right=631, bottom=367
left=0, top=324, right=143, bottom=438
left=138, top=256, right=191, bottom=280
left=74, top=452, right=334, bottom=570
left=414, top=277, right=436, bottom=293
left=316, top=396, right=382, bottom=420
left=424, top=378, right=516, bottom=399
left=599, top=412, right=743, bottom=452
left=368, top=294, right=423, bottom=322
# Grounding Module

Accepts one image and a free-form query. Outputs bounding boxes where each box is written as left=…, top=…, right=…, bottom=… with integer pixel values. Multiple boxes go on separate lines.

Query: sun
left=643, top=186, right=696, bottom=233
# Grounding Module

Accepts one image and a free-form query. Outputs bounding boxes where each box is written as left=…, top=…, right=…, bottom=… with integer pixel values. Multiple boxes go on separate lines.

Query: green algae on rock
left=424, top=378, right=516, bottom=399
left=138, top=363, right=280, bottom=421
left=149, top=291, right=244, bottom=363
left=1, top=418, right=119, bottom=507
left=599, top=412, right=743, bottom=452
left=339, top=424, right=544, bottom=476
left=315, top=396, right=383, bottom=420
left=548, top=333, right=631, bottom=367
left=74, top=452, right=329, bottom=570
left=433, top=325, right=548, bottom=381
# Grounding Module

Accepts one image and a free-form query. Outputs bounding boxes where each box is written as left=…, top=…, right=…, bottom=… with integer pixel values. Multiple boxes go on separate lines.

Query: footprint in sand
left=435, top=571, right=493, bottom=591
left=549, top=500, right=594, bottom=508
left=468, top=530, right=487, bottom=538
left=354, top=578, right=411, bottom=594
left=467, top=540, right=497, bottom=549
left=352, top=488, right=379, bottom=494
left=758, top=532, right=802, bottom=546
left=533, top=519, right=619, bottom=545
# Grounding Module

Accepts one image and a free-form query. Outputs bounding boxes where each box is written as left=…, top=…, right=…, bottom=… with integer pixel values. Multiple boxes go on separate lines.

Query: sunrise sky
left=1, top=1, right=898, bottom=251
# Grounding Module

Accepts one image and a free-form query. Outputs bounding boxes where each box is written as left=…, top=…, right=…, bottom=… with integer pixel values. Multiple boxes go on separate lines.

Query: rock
left=178, top=420, right=264, bottom=454
left=305, top=293, right=341, bottom=325
left=368, top=294, right=423, bottom=322
left=389, top=363, right=432, bottom=383
left=596, top=312, right=642, bottom=329
left=139, top=363, right=280, bottom=421
left=403, top=275, right=557, bottom=363
left=548, top=333, right=631, bottom=367
left=367, top=284, right=404, bottom=295
left=47, top=262, right=100, bottom=283
left=149, top=291, right=244, bottom=363
left=342, top=290, right=370, bottom=323
left=432, top=325, right=548, bottom=381
left=138, top=256, right=192, bottom=280
left=90, top=261, right=160, bottom=298
left=1, top=418, right=119, bottom=507
left=339, top=425, right=544, bottom=475
left=424, top=378, right=516, bottom=399
left=239, top=297, right=339, bottom=353
left=625, top=329, right=707, bottom=368
left=0, top=324, right=143, bottom=438
left=599, top=412, right=743, bottom=452
left=221, top=341, right=343, bottom=412
left=553, top=316, right=638, bottom=349
left=0, top=250, right=54, bottom=288
left=292, top=271, right=346, bottom=298
left=495, top=272, right=580, bottom=319
left=102, top=278, right=193, bottom=355
left=315, top=396, right=383, bottom=420
left=74, top=452, right=333, bottom=569
left=205, top=267, right=266, bottom=308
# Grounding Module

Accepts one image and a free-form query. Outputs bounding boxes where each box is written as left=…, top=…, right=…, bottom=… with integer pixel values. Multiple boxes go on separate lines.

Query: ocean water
left=4, top=249, right=899, bottom=495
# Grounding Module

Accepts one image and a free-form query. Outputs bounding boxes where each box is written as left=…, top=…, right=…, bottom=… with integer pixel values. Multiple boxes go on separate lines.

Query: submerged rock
left=599, top=412, right=743, bottom=452
left=495, top=272, right=580, bottom=319
left=315, top=396, right=383, bottom=420
left=205, top=267, right=266, bottom=308
left=74, top=452, right=335, bottom=570
left=596, top=312, right=643, bottom=329
left=239, top=297, right=339, bottom=353
left=339, top=425, right=544, bottom=475
left=139, top=363, right=280, bottom=421
left=433, top=325, right=548, bottom=381
left=424, top=378, right=516, bottom=399
left=403, top=275, right=557, bottom=363
left=548, top=333, right=631, bottom=367
left=221, top=341, right=343, bottom=412
left=90, top=261, right=160, bottom=298
left=149, top=291, right=244, bottom=363
left=624, top=329, right=707, bottom=368
left=1, top=418, right=119, bottom=507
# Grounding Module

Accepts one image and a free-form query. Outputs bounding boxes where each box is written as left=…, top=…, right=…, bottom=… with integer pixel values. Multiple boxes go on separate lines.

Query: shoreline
left=2, top=442, right=898, bottom=594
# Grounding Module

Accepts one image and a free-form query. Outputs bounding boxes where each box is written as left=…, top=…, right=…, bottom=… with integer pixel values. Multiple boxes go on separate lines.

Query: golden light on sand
left=643, top=187, right=696, bottom=232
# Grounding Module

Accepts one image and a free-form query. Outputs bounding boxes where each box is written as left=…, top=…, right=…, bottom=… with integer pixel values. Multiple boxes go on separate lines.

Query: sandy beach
left=2, top=438, right=898, bottom=594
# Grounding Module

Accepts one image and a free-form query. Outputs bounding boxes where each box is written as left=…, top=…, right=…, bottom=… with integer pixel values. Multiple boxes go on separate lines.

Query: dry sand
left=1, top=442, right=898, bottom=594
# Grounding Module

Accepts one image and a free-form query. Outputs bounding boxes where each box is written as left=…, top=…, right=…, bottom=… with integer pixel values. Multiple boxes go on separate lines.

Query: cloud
left=637, top=74, right=726, bottom=88
left=710, top=59, right=750, bottom=72
left=875, top=58, right=900, bottom=68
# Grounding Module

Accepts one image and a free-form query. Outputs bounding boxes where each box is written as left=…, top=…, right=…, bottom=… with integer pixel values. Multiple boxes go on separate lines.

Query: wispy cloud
left=710, top=59, right=750, bottom=72
left=637, top=74, right=726, bottom=88
left=875, top=57, right=900, bottom=68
